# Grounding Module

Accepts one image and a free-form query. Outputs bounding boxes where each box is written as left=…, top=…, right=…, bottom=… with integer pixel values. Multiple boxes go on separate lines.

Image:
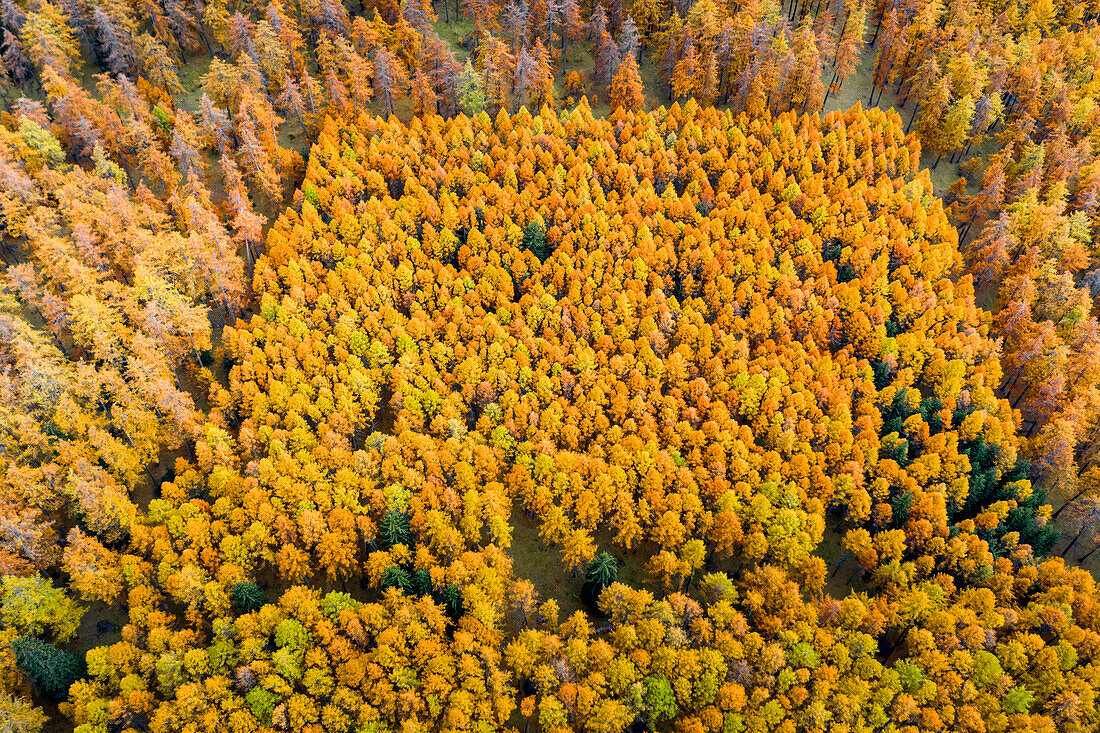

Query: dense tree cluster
left=6, top=102, right=1082, bottom=732
left=4, top=0, right=1100, bottom=724
left=912, top=0, right=1100, bottom=544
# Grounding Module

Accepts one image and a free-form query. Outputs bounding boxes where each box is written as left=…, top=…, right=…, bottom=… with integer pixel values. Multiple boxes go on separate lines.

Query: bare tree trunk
left=895, top=50, right=912, bottom=94
left=869, top=9, right=884, bottom=44
left=197, top=19, right=215, bottom=57
left=561, top=23, right=569, bottom=76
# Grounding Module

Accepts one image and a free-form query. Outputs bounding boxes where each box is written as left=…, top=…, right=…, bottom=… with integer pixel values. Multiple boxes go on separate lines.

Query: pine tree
left=522, top=219, right=550, bottom=261
left=411, top=568, right=433, bottom=596
left=381, top=565, right=411, bottom=592
left=380, top=509, right=411, bottom=548
left=11, top=637, right=85, bottom=700
left=440, top=584, right=463, bottom=619
left=581, top=550, right=618, bottom=603
left=232, top=581, right=268, bottom=613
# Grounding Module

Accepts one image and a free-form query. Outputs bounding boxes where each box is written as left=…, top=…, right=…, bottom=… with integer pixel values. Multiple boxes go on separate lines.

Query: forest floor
left=508, top=506, right=588, bottom=618
left=819, top=526, right=869, bottom=599
left=1052, top=530, right=1100, bottom=576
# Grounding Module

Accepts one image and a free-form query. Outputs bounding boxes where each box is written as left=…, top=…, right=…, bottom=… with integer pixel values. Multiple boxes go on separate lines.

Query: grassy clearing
left=508, top=505, right=587, bottom=617
left=433, top=18, right=477, bottom=65
left=69, top=601, right=128, bottom=656
left=507, top=503, right=656, bottom=618
left=175, top=54, right=214, bottom=113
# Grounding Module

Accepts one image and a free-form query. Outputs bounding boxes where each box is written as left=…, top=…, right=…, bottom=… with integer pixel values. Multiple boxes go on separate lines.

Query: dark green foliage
left=823, top=240, right=842, bottom=262
left=232, top=582, right=268, bottom=614
left=1006, top=486, right=1059, bottom=556
left=837, top=263, right=856, bottom=282
left=885, top=318, right=900, bottom=337
left=1004, top=456, right=1031, bottom=484
left=952, top=402, right=975, bottom=429
left=411, top=568, right=433, bottom=597
left=582, top=551, right=618, bottom=604
left=12, top=636, right=85, bottom=700
left=881, top=436, right=910, bottom=466
left=977, top=528, right=1005, bottom=559
left=951, top=443, right=1053, bottom=555
left=379, top=510, right=411, bottom=549
left=440, top=584, right=463, bottom=620
left=381, top=566, right=410, bottom=592
left=889, top=492, right=913, bottom=529
left=881, top=390, right=915, bottom=437
left=953, top=438, right=1003, bottom=521
left=522, top=220, right=551, bottom=262
left=871, top=360, right=892, bottom=390
left=919, top=397, right=943, bottom=434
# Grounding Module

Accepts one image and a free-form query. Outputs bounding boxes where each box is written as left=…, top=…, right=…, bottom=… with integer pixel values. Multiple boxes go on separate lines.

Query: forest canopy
left=4, top=0, right=1100, bottom=721
left=1, top=99, right=1091, bottom=733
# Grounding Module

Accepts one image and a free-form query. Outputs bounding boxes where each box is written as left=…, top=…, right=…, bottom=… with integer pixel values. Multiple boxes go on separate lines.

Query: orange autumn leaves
left=1, top=93, right=1096, bottom=731
left=99, top=102, right=1079, bottom=731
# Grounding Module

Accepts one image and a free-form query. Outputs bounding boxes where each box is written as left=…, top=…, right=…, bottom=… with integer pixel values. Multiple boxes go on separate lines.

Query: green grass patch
left=508, top=505, right=587, bottom=617
left=433, top=18, right=476, bottom=64
left=507, top=502, right=657, bottom=621
left=175, top=54, right=215, bottom=113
